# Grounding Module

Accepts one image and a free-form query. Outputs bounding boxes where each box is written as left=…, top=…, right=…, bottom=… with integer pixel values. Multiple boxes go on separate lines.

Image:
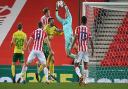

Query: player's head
left=43, top=7, right=50, bottom=17
left=81, top=16, right=87, bottom=25
left=48, top=17, right=54, bottom=25
left=17, top=23, right=22, bottom=30
left=38, top=22, right=43, bottom=28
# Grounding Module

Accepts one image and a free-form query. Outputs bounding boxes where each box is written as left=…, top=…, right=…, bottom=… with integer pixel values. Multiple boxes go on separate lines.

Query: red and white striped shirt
left=31, top=28, right=47, bottom=51
left=41, top=15, right=51, bottom=28
left=75, top=25, right=91, bottom=52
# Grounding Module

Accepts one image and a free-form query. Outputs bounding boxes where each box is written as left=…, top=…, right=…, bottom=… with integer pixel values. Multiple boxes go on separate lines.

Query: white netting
left=82, top=2, right=128, bottom=83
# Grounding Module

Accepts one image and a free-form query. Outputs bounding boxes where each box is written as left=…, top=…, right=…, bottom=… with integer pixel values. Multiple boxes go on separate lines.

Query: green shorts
left=13, top=53, right=24, bottom=63
left=43, top=43, right=50, bottom=59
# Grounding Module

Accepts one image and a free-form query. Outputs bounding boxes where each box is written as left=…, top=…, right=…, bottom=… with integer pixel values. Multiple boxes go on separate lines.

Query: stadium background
left=0, top=0, right=107, bottom=65
left=0, top=0, right=128, bottom=83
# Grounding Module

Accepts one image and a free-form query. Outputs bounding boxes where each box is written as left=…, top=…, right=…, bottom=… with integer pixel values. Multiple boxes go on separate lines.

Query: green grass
left=0, top=83, right=128, bottom=89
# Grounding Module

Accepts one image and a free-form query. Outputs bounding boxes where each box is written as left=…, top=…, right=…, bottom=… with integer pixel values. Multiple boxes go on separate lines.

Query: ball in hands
left=57, top=0, right=64, bottom=8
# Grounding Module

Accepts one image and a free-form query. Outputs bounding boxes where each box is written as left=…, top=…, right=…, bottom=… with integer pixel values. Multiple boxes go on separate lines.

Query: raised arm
left=55, top=2, right=65, bottom=24
left=63, top=2, right=72, bottom=19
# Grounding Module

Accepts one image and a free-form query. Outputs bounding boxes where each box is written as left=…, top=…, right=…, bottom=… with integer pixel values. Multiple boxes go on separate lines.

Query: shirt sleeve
left=65, top=6, right=72, bottom=21
left=56, top=11, right=65, bottom=24
left=55, top=27, right=63, bottom=35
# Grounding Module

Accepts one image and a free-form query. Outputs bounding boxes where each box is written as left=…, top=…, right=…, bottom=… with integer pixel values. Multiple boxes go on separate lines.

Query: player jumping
left=56, top=0, right=76, bottom=59
left=72, top=16, right=94, bottom=85
left=20, top=22, right=53, bottom=83
left=36, top=18, right=63, bottom=82
left=10, top=23, right=27, bottom=83
left=35, top=8, right=58, bottom=82
left=41, top=7, right=51, bottom=28
left=35, top=7, right=51, bottom=81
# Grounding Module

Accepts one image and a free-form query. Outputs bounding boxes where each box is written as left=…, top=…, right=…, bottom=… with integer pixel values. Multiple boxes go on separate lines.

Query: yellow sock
left=38, top=65, right=43, bottom=74
left=11, top=64, right=15, bottom=77
left=49, top=60, right=54, bottom=75
left=47, top=55, right=51, bottom=66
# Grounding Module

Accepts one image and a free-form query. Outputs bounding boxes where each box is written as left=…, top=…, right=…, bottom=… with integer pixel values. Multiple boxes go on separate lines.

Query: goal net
left=82, top=2, right=128, bottom=83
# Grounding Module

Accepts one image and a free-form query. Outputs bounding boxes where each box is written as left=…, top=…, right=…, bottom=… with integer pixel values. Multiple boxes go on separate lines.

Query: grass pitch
left=0, top=83, right=128, bottom=89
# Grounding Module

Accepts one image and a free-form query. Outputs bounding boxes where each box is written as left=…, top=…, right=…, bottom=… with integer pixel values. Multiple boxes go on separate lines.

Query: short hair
left=81, top=16, right=87, bottom=25
left=38, top=22, right=42, bottom=28
left=43, top=7, right=49, bottom=14
left=48, top=17, right=54, bottom=23
left=17, top=23, right=22, bottom=30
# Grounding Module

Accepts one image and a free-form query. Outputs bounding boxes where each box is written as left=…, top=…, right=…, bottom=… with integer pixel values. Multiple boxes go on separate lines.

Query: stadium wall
left=0, top=65, right=128, bottom=83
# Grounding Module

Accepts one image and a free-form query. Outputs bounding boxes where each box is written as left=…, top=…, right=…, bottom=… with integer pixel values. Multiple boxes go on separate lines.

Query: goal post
left=82, top=2, right=128, bottom=83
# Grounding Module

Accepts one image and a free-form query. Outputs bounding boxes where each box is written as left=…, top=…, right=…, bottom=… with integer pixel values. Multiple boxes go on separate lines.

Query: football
left=57, top=0, right=64, bottom=7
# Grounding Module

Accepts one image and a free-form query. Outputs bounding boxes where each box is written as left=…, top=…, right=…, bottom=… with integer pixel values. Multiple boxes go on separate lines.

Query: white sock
left=44, top=67, right=49, bottom=81
left=83, top=70, right=88, bottom=82
left=75, top=67, right=82, bottom=78
left=21, top=65, right=28, bottom=79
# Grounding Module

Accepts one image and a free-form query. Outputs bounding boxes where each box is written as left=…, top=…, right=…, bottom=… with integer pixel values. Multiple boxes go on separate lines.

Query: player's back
left=13, top=30, right=26, bottom=54
left=31, top=28, right=47, bottom=51
left=75, top=25, right=91, bottom=51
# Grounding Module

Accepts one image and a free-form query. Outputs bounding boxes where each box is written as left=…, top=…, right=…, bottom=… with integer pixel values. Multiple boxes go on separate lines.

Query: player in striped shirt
left=72, top=16, right=94, bottom=85
left=36, top=18, right=63, bottom=82
left=41, top=7, right=51, bottom=28
left=20, top=22, right=53, bottom=83
left=36, top=8, right=57, bottom=81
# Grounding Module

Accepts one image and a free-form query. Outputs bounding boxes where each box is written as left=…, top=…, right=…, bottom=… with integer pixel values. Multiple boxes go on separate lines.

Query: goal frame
left=82, top=2, right=128, bottom=16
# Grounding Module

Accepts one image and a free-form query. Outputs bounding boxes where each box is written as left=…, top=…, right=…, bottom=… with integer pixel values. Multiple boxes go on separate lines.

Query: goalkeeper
left=56, top=0, right=76, bottom=59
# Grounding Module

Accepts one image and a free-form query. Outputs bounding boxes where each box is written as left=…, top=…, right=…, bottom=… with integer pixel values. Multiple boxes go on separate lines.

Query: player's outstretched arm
left=55, top=2, right=64, bottom=24
left=26, top=37, right=33, bottom=51
left=63, top=2, right=72, bottom=19
left=55, top=28, right=64, bottom=35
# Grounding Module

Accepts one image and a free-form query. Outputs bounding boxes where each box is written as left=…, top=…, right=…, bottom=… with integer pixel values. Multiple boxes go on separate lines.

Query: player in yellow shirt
left=10, top=23, right=27, bottom=83
left=36, top=18, right=63, bottom=82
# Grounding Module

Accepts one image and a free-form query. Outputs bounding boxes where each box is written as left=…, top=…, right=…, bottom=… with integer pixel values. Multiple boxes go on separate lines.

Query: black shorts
left=13, top=53, right=24, bottom=63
